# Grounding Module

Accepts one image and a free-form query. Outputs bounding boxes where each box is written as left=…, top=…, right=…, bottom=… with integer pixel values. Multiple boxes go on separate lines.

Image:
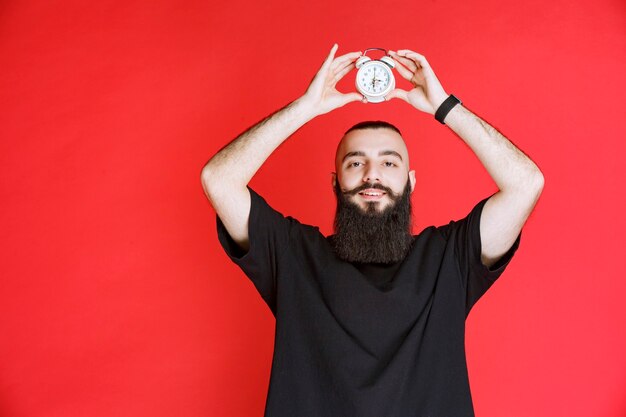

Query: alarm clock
left=355, top=48, right=396, bottom=103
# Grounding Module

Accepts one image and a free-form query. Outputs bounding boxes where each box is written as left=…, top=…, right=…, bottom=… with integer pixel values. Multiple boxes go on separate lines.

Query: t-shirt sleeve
left=438, top=195, right=522, bottom=316
left=215, top=187, right=293, bottom=315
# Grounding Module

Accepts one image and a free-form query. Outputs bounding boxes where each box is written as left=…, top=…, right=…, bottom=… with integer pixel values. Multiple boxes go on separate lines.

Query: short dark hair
left=344, top=120, right=402, bottom=136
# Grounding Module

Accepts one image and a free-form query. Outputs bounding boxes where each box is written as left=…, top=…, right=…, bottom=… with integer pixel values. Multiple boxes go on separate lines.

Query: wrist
left=293, top=95, right=319, bottom=121
left=430, top=93, right=449, bottom=115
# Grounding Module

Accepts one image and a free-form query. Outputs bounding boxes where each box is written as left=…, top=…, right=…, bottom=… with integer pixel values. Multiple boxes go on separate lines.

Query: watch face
left=356, top=61, right=394, bottom=97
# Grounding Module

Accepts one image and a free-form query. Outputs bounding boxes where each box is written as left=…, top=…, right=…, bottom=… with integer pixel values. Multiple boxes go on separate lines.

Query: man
left=201, top=44, right=544, bottom=417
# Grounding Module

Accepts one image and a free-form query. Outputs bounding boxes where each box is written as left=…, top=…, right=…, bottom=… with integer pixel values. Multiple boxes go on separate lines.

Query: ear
left=409, top=170, right=416, bottom=192
left=331, top=172, right=337, bottom=188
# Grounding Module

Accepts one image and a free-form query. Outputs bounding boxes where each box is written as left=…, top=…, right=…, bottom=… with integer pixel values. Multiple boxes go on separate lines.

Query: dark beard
left=330, top=179, right=414, bottom=264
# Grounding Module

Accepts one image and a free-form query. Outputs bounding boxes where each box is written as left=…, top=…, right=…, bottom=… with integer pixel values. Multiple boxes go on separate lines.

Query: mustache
left=341, top=182, right=394, bottom=197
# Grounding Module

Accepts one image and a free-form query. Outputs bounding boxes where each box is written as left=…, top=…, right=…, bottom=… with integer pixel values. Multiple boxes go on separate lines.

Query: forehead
left=335, top=128, right=409, bottom=166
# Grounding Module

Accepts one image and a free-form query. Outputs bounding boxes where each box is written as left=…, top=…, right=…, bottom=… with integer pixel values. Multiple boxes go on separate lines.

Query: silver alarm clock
left=355, top=48, right=396, bottom=103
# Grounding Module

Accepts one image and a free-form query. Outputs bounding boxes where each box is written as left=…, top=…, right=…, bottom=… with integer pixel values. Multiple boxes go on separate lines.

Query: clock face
left=357, top=62, right=394, bottom=96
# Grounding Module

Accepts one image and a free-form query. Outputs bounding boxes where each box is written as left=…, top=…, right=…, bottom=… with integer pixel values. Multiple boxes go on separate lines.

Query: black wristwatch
left=434, top=94, right=462, bottom=124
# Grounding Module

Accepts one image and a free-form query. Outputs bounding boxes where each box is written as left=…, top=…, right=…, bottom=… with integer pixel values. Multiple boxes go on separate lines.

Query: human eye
left=383, top=161, right=397, bottom=167
left=347, top=161, right=363, bottom=168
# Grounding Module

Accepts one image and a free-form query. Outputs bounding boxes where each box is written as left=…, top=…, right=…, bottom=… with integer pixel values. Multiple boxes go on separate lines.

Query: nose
left=363, top=164, right=381, bottom=183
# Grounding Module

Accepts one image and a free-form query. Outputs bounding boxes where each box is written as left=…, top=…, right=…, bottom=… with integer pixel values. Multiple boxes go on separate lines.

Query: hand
left=299, top=44, right=365, bottom=118
left=386, top=50, right=449, bottom=115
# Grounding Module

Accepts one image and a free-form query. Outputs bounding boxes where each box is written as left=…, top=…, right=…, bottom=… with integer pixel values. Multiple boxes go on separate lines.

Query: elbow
left=523, top=168, right=544, bottom=202
left=200, top=164, right=212, bottom=181
left=532, top=167, right=545, bottom=195
left=507, top=166, right=544, bottom=199
left=200, top=164, right=246, bottom=201
left=200, top=165, right=218, bottom=199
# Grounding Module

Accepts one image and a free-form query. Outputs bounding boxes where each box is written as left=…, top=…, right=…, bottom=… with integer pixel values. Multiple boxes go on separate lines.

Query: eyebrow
left=342, top=150, right=403, bottom=163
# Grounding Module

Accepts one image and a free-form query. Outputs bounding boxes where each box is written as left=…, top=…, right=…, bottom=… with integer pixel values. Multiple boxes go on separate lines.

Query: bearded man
left=201, top=44, right=544, bottom=417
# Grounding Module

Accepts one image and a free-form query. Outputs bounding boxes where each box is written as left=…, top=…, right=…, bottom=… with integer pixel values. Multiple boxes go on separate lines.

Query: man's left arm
left=387, top=49, right=544, bottom=268
left=443, top=105, right=544, bottom=268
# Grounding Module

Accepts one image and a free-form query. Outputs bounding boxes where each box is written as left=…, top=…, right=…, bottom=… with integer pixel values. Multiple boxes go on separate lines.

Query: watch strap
left=434, top=94, right=461, bottom=124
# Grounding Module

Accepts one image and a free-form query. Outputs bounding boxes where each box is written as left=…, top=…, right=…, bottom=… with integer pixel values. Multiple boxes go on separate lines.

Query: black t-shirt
left=216, top=188, right=521, bottom=417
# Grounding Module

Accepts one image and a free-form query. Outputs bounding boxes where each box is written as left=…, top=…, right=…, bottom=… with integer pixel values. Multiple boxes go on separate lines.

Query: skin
left=201, top=44, right=544, bottom=267
left=333, top=128, right=415, bottom=213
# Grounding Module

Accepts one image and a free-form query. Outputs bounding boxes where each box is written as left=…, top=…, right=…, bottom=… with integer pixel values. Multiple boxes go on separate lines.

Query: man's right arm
left=200, top=44, right=363, bottom=251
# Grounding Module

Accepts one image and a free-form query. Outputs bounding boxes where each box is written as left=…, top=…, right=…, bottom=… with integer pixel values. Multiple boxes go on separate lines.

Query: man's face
left=333, top=128, right=415, bottom=213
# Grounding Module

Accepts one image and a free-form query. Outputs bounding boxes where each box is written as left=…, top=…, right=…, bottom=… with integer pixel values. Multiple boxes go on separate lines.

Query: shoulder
left=432, top=196, right=493, bottom=241
left=404, top=225, right=451, bottom=256
left=248, top=187, right=324, bottom=238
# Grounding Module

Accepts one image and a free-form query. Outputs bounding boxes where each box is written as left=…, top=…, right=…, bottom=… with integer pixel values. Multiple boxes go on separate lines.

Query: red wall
left=1, top=0, right=625, bottom=416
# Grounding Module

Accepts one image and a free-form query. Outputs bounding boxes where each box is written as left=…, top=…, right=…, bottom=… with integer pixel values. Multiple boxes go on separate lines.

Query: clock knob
left=380, top=56, right=395, bottom=69
left=355, top=56, right=371, bottom=69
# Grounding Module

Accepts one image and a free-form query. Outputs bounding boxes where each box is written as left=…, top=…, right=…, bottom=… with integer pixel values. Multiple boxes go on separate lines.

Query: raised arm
left=201, top=44, right=363, bottom=251
left=387, top=49, right=544, bottom=268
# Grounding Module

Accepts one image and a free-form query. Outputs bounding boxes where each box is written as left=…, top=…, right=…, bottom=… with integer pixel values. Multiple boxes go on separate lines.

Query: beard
left=330, top=179, right=414, bottom=264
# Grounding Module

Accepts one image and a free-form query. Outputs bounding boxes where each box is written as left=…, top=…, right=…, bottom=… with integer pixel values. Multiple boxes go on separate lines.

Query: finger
left=331, top=51, right=362, bottom=71
left=396, top=49, right=423, bottom=58
left=389, top=51, right=417, bottom=72
left=385, top=88, right=409, bottom=102
left=340, top=92, right=365, bottom=106
left=396, top=49, right=430, bottom=69
left=322, top=44, right=339, bottom=68
left=333, top=57, right=357, bottom=76
left=333, top=62, right=356, bottom=84
left=393, top=58, right=415, bottom=82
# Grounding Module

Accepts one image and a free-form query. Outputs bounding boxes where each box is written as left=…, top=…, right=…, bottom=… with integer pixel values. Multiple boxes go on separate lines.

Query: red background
left=1, top=0, right=625, bottom=416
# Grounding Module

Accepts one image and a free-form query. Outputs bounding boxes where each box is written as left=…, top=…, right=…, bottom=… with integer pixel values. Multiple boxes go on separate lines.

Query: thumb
left=322, top=43, right=339, bottom=69
left=341, top=92, right=365, bottom=106
left=385, top=88, right=409, bottom=102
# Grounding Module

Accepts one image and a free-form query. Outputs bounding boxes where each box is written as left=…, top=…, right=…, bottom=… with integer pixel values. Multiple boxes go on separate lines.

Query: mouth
left=358, top=188, right=386, bottom=201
